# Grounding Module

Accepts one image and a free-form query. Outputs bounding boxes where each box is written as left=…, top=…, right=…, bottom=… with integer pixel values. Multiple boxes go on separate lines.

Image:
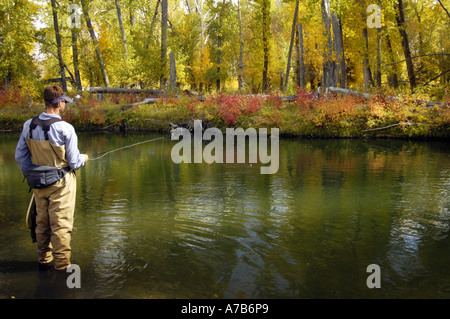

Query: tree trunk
left=331, top=12, right=347, bottom=88
left=51, top=0, right=67, bottom=91
left=320, top=0, right=337, bottom=88
left=376, top=27, right=381, bottom=87
left=297, top=24, right=305, bottom=88
left=238, top=0, right=244, bottom=92
left=217, top=1, right=223, bottom=92
left=262, top=0, right=270, bottom=92
left=71, top=29, right=82, bottom=92
left=359, top=0, right=373, bottom=90
left=396, top=0, right=416, bottom=90
left=386, top=34, right=399, bottom=89
left=161, top=0, right=168, bottom=89
left=362, top=27, right=373, bottom=91
left=115, top=0, right=128, bottom=62
left=69, top=0, right=82, bottom=92
left=145, top=0, right=160, bottom=49
left=81, top=0, right=110, bottom=87
left=360, top=0, right=373, bottom=91
left=280, top=70, right=284, bottom=91
left=413, top=2, right=425, bottom=83
left=284, top=0, right=299, bottom=92
left=129, top=0, right=136, bottom=27
left=217, top=34, right=221, bottom=92
left=170, top=51, right=176, bottom=89
left=198, top=0, right=205, bottom=93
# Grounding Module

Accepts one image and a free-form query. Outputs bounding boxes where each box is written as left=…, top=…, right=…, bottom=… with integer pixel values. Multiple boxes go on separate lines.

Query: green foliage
left=0, top=0, right=41, bottom=99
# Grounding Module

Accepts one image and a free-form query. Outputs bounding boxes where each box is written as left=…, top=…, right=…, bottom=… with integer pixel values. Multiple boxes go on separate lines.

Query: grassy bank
left=1, top=92, right=449, bottom=139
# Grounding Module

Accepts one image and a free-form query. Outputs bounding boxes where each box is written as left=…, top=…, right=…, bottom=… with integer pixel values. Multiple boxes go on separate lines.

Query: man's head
left=44, top=85, right=73, bottom=112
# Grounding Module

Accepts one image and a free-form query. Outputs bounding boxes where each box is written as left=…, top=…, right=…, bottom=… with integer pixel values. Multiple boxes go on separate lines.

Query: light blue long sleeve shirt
left=15, top=112, right=85, bottom=174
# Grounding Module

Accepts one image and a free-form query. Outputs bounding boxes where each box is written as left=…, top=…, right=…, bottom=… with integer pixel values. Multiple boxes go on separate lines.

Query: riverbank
left=1, top=93, right=449, bottom=139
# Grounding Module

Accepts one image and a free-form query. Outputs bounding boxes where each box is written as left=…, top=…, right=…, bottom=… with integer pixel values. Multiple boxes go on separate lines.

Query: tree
left=284, top=0, right=299, bottom=92
left=1, top=0, right=448, bottom=97
left=161, top=0, right=168, bottom=89
left=395, top=0, right=416, bottom=90
left=237, top=0, right=244, bottom=91
left=359, top=0, right=373, bottom=91
left=437, top=0, right=450, bottom=20
left=260, top=0, right=270, bottom=92
left=51, top=0, right=67, bottom=91
left=251, top=0, right=272, bottom=92
left=297, top=23, right=305, bottom=88
left=69, top=0, right=82, bottom=92
left=0, top=0, right=40, bottom=95
left=114, top=0, right=128, bottom=62
left=80, top=0, right=110, bottom=87
left=331, top=12, right=347, bottom=88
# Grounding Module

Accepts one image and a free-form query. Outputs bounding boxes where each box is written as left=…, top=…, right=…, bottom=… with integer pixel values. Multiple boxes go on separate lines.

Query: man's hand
left=83, top=154, right=89, bottom=163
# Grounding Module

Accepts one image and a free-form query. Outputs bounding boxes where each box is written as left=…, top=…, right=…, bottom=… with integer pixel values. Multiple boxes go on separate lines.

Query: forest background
left=0, top=0, right=449, bottom=138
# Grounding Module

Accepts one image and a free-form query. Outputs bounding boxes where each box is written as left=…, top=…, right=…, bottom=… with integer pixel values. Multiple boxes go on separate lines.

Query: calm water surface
left=0, top=132, right=449, bottom=298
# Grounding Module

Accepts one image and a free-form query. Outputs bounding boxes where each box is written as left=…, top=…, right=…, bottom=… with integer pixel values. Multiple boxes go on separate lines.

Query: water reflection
left=91, top=196, right=129, bottom=298
left=0, top=133, right=449, bottom=298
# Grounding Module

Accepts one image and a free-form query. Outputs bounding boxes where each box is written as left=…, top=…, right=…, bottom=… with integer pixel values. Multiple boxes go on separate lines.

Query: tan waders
left=27, top=138, right=76, bottom=271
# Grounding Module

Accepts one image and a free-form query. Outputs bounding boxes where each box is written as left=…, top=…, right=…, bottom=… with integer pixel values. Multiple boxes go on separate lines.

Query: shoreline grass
left=1, top=92, right=449, bottom=139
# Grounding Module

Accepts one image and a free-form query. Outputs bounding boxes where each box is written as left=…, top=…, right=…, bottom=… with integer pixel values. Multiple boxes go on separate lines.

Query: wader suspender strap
left=29, top=117, right=64, bottom=140
left=25, top=117, right=72, bottom=191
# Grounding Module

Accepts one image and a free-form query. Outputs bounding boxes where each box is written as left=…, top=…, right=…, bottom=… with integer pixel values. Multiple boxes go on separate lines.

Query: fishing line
left=73, top=136, right=166, bottom=229
left=89, top=137, right=166, bottom=161
left=25, top=137, right=167, bottom=231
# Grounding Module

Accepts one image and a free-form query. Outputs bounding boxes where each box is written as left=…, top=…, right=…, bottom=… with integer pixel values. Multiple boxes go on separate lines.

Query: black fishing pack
left=24, top=116, right=71, bottom=189
left=24, top=165, right=71, bottom=189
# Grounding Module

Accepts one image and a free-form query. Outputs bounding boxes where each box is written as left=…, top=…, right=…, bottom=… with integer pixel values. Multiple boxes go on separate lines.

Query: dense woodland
left=0, top=0, right=449, bottom=101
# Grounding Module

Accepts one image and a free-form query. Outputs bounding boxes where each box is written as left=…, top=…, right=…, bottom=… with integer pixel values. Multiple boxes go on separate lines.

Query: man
left=15, top=85, right=88, bottom=271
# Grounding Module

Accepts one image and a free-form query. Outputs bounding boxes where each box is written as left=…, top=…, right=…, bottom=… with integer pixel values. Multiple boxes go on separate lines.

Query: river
left=0, top=132, right=449, bottom=298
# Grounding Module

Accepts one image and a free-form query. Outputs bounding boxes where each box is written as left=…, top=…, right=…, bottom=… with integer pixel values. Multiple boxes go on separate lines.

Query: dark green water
left=1, top=132, right=449, bottom=299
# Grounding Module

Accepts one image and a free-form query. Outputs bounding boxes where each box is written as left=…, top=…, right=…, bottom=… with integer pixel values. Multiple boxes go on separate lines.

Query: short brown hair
left=44, top=85, right=64, bottom=107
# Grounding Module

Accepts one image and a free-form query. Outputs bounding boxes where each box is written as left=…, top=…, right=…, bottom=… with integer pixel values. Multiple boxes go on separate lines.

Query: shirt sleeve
left=64, top=123, right=86, bottom=170
left=15, top=120, right=33, bottom=174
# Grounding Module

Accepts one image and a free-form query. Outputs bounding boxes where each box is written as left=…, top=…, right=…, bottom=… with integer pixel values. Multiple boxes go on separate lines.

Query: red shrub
left=0, top=88, right=28, bottom=108
left=217, top=93, right=241, bottom=125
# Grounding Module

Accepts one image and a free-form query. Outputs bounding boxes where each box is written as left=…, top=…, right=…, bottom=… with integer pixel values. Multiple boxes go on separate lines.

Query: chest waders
left=24, top=116, right=71, bottom=243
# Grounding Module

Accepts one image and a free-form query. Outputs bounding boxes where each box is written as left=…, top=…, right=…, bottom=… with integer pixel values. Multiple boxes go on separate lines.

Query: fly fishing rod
left=25, top=136, right=166, bottom=232
left=89, top=136, right=165, bottom=161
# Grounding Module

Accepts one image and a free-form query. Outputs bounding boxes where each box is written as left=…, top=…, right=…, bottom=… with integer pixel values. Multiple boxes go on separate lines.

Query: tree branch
left=423, top=69, right=450, bottom=86
left=384, top=53, right=450, bottom=66
left=437, top=0, right=450, bottom=20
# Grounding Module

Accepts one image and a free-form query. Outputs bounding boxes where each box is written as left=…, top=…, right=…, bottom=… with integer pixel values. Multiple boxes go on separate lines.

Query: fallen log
left=363, top=121, right=436, bottom=132
left=324, top=87, right=377, bottom=99
left=42, top=77, right=75, bottom=84
left=85, top=86, right=446, bottom=108
left=324, top=86, right=447, bottom=108
left=87, top=87, right=303, bottom=102
left=86, top=87, right=164, bottom=95
left=125, top=98, right=161, bottom=105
